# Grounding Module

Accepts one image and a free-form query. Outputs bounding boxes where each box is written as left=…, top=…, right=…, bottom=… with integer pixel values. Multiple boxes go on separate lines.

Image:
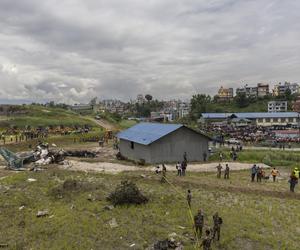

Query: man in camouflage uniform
left=224, top=164, right=230, bottom=179
left=187, top=189, right=192, bottom=208
left=212, top=212, right=222, bottom=241
left=194, top=209, right=204, bottom=238
left=216, top=164, right=222, bottom=178
left=161, top=164, right=167, bottom=183
left=200, top=229, right=212, bottom=250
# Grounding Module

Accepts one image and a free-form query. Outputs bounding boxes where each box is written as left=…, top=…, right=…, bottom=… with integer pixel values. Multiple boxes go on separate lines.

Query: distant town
left=2, top=81, right=300, bottom=125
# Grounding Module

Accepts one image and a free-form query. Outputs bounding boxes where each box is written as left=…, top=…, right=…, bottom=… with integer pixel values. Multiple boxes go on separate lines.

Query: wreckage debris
left=65, top=150, right=96, bottom=158
left=0, top=143, right=97, bottom=170
left=107, top=181, right=148, bottom=206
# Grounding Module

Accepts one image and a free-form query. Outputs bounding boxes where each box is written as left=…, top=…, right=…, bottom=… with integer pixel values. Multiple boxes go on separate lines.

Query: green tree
left=145, top=94, right=153, bottom=102
left=235, top=93, right=249, bottom=108
left=190, top=94, right=212, bottom=120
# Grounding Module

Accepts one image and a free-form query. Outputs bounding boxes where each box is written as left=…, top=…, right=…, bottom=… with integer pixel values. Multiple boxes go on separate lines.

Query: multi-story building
left=136, top=94, right=145, bottom=104
left=268, top=101, right=288, bottom=112
left=236, top=85, right=258, bottom=98
left=217, top=86, right=234, bottom=101
left=257, top=83, right=269, bottom=97
left=273, top=82, right=299, bottom=96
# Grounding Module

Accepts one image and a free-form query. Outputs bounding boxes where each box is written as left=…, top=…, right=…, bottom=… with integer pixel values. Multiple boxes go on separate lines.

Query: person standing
left=183, top=152, right=187, bottom=162
left=289, top=169, right=298, bottom=192
left=200, top=229, right=212, bottom=250
left=251, top=164, right=257, bottom=182
left=271, top=167, right=279, bottom=182
left=212, top=212, right=222, bottom=241
left=194, top=209, right=204, bottom=238
left=161, top=164, right=167, bottom=183
left=219, top=152, right=223, bottom=162
left=257, top=166, right=262, bottom=182
left=216, top=164, right=222, bottom=178
left=176, top=162, right=182, bottom=176
left=203, top=152, right=207, bottom=162
left=187, top=190, right=192, bottom=208
left=224, top=164, right=230, bottom=179
left=181, top=161, right=187, bottom=176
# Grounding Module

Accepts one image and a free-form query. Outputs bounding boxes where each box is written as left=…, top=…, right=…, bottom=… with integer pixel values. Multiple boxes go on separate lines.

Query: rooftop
left=117, top=123, right=183, bottom=145
left=202, top=112, right=299, bottom=119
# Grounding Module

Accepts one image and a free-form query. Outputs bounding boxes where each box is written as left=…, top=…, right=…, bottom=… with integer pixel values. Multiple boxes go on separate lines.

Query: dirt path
left=87, top=117, right=117, bottom=131
left=59, top=161, right=270, bottom=174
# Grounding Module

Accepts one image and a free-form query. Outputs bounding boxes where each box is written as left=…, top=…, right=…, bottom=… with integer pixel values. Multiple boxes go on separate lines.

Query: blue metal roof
left=117, top=123, right=183, bottom=145
left=202, top=112, right=299, bottom=119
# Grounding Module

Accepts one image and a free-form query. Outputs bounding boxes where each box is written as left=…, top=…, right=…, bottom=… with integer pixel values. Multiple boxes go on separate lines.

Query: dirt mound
left=107, top=181, right=148, bottom=206
left=50, top=179, right=104, bottom=200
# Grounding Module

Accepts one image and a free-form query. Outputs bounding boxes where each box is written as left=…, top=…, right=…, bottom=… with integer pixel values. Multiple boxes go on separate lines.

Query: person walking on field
left=219, top=152, right=223, bottom=162
left=200, top=229, right=212, bottom=250
left=251, top=164, right=257, bottom=182
left=257, top=166, right=262, bottom=182
left=289, top=169, right=298, bottom=192
left=271, top=167, right=279, bottom=182
left=224, top=164, right=230, bottom=179
left=161, top=164, right=167, bottom=183
left=212, top=212, right=222, bottom=241
left=216, top=164, right=222, bottom=178
left=181, top=161, right=187, bottom=176
left=194, top=209, right=204, bottom=238
left=176, top=162, right=182, bottom=176
left=187, top=189, right=192, bottom=208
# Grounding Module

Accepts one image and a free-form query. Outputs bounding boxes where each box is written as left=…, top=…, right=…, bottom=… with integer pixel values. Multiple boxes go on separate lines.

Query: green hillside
left=0, top=105, right=97, bottom=130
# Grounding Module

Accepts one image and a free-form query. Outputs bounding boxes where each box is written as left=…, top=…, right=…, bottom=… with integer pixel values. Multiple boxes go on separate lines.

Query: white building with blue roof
left=117, top=123, right=210, bottom=164
left=201, top=112, right=299, bottom=127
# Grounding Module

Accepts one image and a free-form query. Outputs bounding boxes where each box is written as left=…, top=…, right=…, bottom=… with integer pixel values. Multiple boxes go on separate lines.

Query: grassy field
left=210, top=148, right=300, bottom=168
left=0, top=105, right=96, bottom=129
left=0, top=167, right=299, bottom=250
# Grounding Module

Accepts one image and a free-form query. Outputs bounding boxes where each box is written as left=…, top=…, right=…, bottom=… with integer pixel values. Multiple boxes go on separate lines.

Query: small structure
left=117, top=123, right=210, bottom=164
left=268, top=101, right=287, bottom=112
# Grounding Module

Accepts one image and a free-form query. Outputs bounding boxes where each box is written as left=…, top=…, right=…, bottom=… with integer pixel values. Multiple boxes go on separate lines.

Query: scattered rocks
left=19, top=205, right=25, bottom=211
left=37, top=210, right=49, bottom=217
left=109, top=218, right=118, bottom=228
left=104, top=205, right=114, bottom=211
left=27, top=178, right=37, bottom=182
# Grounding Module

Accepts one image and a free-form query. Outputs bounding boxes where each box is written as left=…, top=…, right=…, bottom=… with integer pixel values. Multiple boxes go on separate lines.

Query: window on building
left=266, top=118, right=270, bottom=122
left=258, top=118, right=263, bottom=123
left=273, top=118, right=278, bottom=122
left=130, top=141, right=134, bottom=149
left=289, top=118, right=294, bottom=122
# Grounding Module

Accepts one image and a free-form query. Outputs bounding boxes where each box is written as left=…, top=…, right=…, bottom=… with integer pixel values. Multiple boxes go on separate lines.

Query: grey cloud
left=0, top=0, right=299, bottom=104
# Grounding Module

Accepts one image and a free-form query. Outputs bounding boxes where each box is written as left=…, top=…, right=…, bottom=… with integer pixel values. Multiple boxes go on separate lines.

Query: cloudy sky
left=0, top=0, right=299, bottom=104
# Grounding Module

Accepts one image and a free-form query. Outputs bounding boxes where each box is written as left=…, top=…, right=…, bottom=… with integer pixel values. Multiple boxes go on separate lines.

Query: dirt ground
left=59, top=160, right=271, bottom=174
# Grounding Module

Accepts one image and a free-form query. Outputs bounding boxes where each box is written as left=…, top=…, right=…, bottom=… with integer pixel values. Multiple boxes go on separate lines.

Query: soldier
left=216, top=164, right=222, bottom=178
left=200, top=229, right=212, bottom=250
left=194, top=209, right=204, bottom=238
left=224, top=164, right=230, bottom=179
left=212, top=212, right=222, bottom=241
left=187, top=189, right=192, bottom=208
left=161, top=164, right=167, bottom=183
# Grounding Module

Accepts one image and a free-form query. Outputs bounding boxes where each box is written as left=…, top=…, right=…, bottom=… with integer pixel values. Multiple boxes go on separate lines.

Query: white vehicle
left=227, top=138, right=241, bottom=145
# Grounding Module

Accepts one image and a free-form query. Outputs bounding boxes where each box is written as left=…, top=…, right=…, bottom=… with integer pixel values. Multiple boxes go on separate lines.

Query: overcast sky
left=0, top=0, right=299, bottom=104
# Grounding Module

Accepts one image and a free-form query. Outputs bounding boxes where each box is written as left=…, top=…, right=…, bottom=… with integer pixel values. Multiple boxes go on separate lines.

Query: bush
left=107, top=181, right=148, bottom=206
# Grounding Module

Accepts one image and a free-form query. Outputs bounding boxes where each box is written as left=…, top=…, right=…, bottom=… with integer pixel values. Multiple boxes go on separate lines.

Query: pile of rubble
left=0, top=142, right=97, bottom=170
